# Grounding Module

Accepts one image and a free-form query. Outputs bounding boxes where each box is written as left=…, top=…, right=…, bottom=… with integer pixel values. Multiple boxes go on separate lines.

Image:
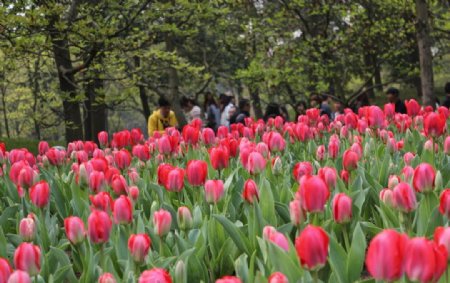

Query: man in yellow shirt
left=148, top=97, right=178, bottom=136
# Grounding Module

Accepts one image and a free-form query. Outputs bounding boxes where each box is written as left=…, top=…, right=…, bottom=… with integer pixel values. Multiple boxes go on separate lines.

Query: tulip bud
left=439, top=189, right=450, bottom=219
left=113, top=195, right=133, bottom=225
left=393, top=183, right=417, bottom=213
left=434, top=226, right=450, bottom=256
left=242, top=179, right=260, bottom=204
left=88, top=210, right=112, bottom=244
left=332, top=193, right=352, bottom=224
left=445, top=136, right=450, bottom=155
left=380, top=189, right=395, bottom=207
left=13, top=243, right=41, bottom=276
left=268, top=272, right=288, bottom=283
left=388, top=175, right=400, bottom=190
left=316, top=145, right=325, bottom=161
left=174, top=260, right=186, bottom=283
left=295, top=225, right=329, bottom=271
left=263, top=226, right=289, bottom=251
left=7, top=270, right=31, bottom=283
left=98, top=273, right=116, bottom=283
left=139, top=268, right=172, bottom=283
left=64, top=216, right=86, bottom=245
left=128, top=186, right=140, bottom=202
left=215, top=276, right=242, bottom=283
left=289, top=199, right=306, bottom=226
left=413, top=163, right=435, bottom=192
left=192, top=206, right=202, bottom=229
left=298, top=176, right=329, bottom=213
left=204, top=180, right=224, bottom=204
left=29, top=180, right=50, bottom=208
left=153, top=209, right=172, bottom=237
left=0, top=257, right=13, bottom=282
left=435, top=171, right=443, bottom=191
left=343, top=149, right=359, bottom=171
left=177, top=206, right=192, bottom=231
left=246, top=151, right=267, bottom=175
left=271, top=156, right=283, bottom=175
left=19, top=214, right=36, bottom=242
left=186, top=160, right=208, bottom=186
left=128, top=234, right=151, bottom=262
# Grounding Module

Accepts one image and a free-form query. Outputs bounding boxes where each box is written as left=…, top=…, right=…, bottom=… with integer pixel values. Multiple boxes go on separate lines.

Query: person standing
left=230, top=99, right=251, bottom=125
left=180, top=96, right=202, bottom=124
left=204, top=92, right=221, bottom=131
left=443, top=82, right=450, bottom=108
left=219, top=94, right=235, bottom=128
left=148, top=97, right=178, bottom=136
left=386, top=87, right=407, bottom=114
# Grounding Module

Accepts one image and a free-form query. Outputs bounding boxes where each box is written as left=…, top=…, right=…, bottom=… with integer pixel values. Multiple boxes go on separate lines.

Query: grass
left=0, top=137, right=66, bottom=155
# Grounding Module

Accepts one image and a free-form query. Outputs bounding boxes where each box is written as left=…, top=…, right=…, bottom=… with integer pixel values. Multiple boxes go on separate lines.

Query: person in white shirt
left=219, top=94, right=235, bottom=128
left=180, top=96, right=203, bottom=124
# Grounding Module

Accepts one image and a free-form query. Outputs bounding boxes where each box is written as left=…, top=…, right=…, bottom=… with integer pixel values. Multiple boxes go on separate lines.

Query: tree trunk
left=49, top=20, right=83, bottom=142
left=90, top=77, right=106, bottom=144
left=134, top=56, right=151, bottom=119
left=373, top=55, right=382, bottom=92
left=165, top=34, right=187, bottom=127
left=30, top=57, right=41, bottom=140
left=84, top=82, right=93, bottom=141
left=0, top=86, right=10, bottom=138
left=249, top=86, right=263, bottom=119
left=415, top=0, right=435, bottom=107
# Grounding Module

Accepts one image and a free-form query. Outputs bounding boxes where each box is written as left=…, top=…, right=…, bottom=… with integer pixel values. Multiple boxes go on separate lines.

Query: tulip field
left=1, top=102, right=450, bottom=283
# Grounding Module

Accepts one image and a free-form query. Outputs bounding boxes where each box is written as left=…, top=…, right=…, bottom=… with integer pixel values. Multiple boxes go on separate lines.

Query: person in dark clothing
left=263, top=103, right=282, bottom=121
left=230, top=99, right=251, bottom=125
left=443, top=82, right=450, bottom=108
left=310, top=94, right=332, bottom=118
left=386, top=87, right=407, bottom=114
left=295, top=101, right=308, bottom=119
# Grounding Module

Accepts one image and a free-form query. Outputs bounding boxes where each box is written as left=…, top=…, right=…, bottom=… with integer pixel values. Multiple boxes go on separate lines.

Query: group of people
left=148, top=82, right=450, bottom=137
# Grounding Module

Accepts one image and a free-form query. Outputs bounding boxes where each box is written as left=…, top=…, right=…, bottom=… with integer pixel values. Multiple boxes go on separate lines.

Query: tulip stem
left=342, top=225, right=350, bottom=251
left=312, top=271, right=319, bottom=283
left=159, top=236, right=163, bottom=257
left=100, top=244, right=106, bottom=272
left=398, top=212, right=406, bottom=233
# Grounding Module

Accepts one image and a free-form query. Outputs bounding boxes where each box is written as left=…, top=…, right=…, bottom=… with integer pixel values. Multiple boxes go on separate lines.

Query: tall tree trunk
left=249, top=86, right=263, bottom=119
left=30, top=55, right=41, bottom=140
left=1, top=87, right=10, bottom=138
left=49, top=21, right=83, bottom=142
left=373, top=55, right=382, bottom=92
left=90, top=76, right=106, bottom=144
left=165, top=34, right=187, bottom=127
left=84, top=82, right=93, bottom=141
left=415, top=0, right=435, bottom=107
left=134, top=56, right=151, bottom=119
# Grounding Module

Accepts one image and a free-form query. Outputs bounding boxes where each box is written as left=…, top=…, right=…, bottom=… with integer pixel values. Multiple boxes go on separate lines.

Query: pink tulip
left=153, top=209, right=172, bottom=237
left=110, top=174, right=128, bottom=196
left=0, top=257, right=12, bottom=283
left=19, top=214, right=36, bottom=242
left=98, top=131, right=109, bottom=147
left=177, top=206, right=193, bottom=230
left=29, top=181, right=50, bottom=208
left=7, top=270, right=30, bottom=283
left=13, top=243, right=41, bottom=276
left=413, top=163, right=435, bottom=192
left=88, top=210, right=112, bottom=244
left=139, top=268, right=172, bottom=283
left=113, top=195, right=133, bottom=224
left=246, top=152, right=267, bottom=175
left=298, top=175, right=329, bottom=213
left=64, top=216, right=86, bottom=245
left=242, top=179, right=259, bottom=204
left=332, top=193, right=352, bottom=224
left=263, top=226, right=289, bottom=251
left=128, top=234, right=151, bottom=262
left=204, top=180, right=224, bottom=204
left=186, top=160, right=208, bottom=186
left=268, top=272, right=288, bottom=283
left=393, top=182, right=417, bottom=213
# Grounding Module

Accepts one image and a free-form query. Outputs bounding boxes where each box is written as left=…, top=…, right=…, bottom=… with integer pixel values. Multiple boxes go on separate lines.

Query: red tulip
left=405, top=99, right=420, bottom=116
left=292, top=162, right=313, bottom=183
left=295, top=225, right=329, bottom=270
left=366, top=229, right=408, bottom=281
left=384, top=103, right=395, bottom=119
left=366, top=106, right=385, bottom=128
left=112, top=130, right=131, bottom=148
left=132, top=145, right=150, bottom=162
left=439, top=189, right=450, bottom=219
left=90, top=192, right=114, bottom=212
left=402, top=166, right=414, bottom=183
left=19, top=214, right=36, bottom=242
left=7, top=270, right=30, bottom=283
left=435, top=226, right=450, bottom=256
left=332, top=193, right=352, bottom=224
left=130, top=128, right=143, bottom=145
left=13, top=243, right=41, bottom=276
left=88, top=210, right=112, bottom=244
left=158, top=136, right=172, bottom=155
left=128, top=234, right=151, bottom=262
left=98, top=131, right=108, bottom=147
left=186, top=160, right=208, bottom=186
left=289, top=199, right=306, bottom=226
left=268, top=272, right=288, bottom=283
left=128, top=168, right=140, bottom=185
left=29, top=181, right=50, bottom=208
left=38, top=141, right=49, bottom=155
left=242, top=179, right=259, bottom=204
left=403, top=152, right=415, bottom=165
left=177, top=206, right=193, bottom=230
left=204, top=180, right=224, bottom=204
left=393, top=182, right=417, bottom=213
left=114, top=149, right=131, bottom=170
left=182, top=125, right=200, bottom=145
left=157, top=164, right=174, bottom=186
left=153, top=209, right=172, bottom=237
left=298, top=175, right=329, bottom=213
left=246, top=151, right=267, bottom=175
left=201, top=128, right=216, bottom=145
left=209, top=146, right=230, bottom=170
left=0, top=257, right=12, bottom=283
left=445, top=136, right=450, bottom=155
left=9, top=161, right=38, bottom=189
left=128, top=186, right=140, bottom=202
left=139, top=268, right=172, bottom=283
left=64, top=216, right=86, bottom=245
left=255, top=142, right=270, bottom=158
left=44, top=148, right=65, bottom=166
left=318, top=167, right=337, bottom=189
left=424, top=112, right=446, bottom=138
left=328, top=140, right=339, bottom=159
left=113, top=195, right=133, bottom=224
left=316, top=145, right=325, bottom=161
left=404, top=237, right=447, bottom=283
left=413, top=163, right=435, bottom=192
left=164, top=167, right=185, bottom=192
left=110, top=174, right=128, bottom=196
left=215, top=276, right=242, bottom=283
left=263, top=226, right=289, bottom=251
left=89, top=171, right=106, bottom=193
left=98, top=273, right=116, bottom=283
left=343, top=149, right=358, bottom=171
left=268, top=132, right=286, bottom=152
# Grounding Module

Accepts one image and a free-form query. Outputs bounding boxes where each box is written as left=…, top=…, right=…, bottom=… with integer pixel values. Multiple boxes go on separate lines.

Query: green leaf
left=267, top=241, right=303, bottom=282
left=346, top=224, right=367, bottom=282
left=212, top=214, right=251, bottom=255
left=0, top=205, right=19, bottom=227
left=329, top=233, right=348, bottom=283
